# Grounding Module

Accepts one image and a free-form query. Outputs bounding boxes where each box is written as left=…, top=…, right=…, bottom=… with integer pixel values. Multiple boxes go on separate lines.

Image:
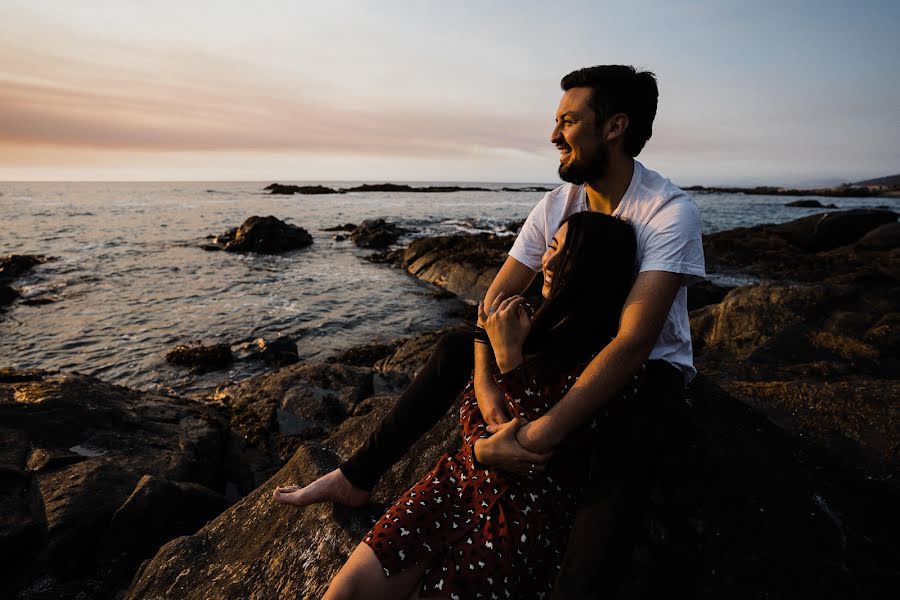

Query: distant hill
left=850, top=174, right=900, bottom=187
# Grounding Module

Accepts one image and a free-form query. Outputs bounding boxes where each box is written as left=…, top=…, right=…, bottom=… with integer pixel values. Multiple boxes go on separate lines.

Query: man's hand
left=473, top=418, right=552, bottom=475
left=479, top=292, right=531, bottom=373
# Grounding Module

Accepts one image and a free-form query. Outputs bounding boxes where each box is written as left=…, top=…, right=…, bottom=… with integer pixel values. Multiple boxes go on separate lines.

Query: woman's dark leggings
left=339, top=331, right=684, bottom=599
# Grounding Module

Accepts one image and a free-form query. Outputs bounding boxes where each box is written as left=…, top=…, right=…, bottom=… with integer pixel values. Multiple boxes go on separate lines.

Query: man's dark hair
left=560, top=65, right=658, bottom=157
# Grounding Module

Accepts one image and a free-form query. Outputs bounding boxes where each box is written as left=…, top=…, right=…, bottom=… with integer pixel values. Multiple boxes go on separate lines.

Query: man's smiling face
left=550, top=86, right=608, bottom=185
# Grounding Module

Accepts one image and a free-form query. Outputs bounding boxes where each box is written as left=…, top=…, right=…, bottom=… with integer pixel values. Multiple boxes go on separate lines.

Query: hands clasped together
left=474, top=292, right=552, bottom=476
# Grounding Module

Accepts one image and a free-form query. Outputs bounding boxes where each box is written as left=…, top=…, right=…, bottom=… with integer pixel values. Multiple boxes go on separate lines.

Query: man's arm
left=515, top=270, right=683, bottom=453
left=475, top=256, right=537, bottom=425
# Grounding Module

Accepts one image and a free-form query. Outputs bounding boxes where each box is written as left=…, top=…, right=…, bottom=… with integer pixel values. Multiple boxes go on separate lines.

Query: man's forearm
left=517, top=335, right=648, bottom=453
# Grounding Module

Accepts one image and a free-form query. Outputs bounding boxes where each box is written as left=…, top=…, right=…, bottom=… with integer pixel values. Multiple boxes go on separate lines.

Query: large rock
left=690, top=280, right=898, bottom=468
left=397, top=233, right=514, bottom=303
left=349, top=218, right=408, bottom=249
left=770, top=208, right=897, bottom=251
left=125, top=376, right=899, bottom=599
left=784, top=199, right=836, bottom=208
left=703, top=209, right=898, bottom=280
left=207, top=216, right=313, bottom=254
left=264, top=184, right=340, bottom=195
left=0, top=369, right=230, bottom=599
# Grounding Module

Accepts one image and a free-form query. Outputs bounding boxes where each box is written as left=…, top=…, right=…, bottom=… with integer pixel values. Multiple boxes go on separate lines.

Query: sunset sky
left=1, top=0, right=897, bottom=185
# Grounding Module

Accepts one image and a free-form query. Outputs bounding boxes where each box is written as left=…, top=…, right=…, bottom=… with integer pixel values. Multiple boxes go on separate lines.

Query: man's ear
left=604, top=113, right=629, bottom=143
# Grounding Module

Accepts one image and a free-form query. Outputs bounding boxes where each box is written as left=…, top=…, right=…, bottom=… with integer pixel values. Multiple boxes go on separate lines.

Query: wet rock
left=0, top=284, right=18, bottom=306
left=0, top=254, right=46, bottom=283
left=0, top=369, right=228, bottom=599
left=0, top=254, right=49, bottom=309
left=349, top=218, right=408, bottom=249
left=234, top=337, right=300, bottom=366
left=322, top=223, right=358, bottom=232
left=166, top=342, right=233, bottom=372
left=208, top=215, right=314, bottom=254
left=264, top=183, right=339, bottom=195
left=397, top=233, right=513, bottom=303
left=332, top=234, right=346, bottom=241
left=784, top=199, right=837, bottom=208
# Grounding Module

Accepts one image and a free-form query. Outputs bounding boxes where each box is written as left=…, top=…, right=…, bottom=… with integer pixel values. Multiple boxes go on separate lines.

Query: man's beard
left=557, top=144, right=608, bottom=185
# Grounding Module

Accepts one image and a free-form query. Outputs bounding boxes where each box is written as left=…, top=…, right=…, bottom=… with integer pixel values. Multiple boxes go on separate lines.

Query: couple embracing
left=274, top=65, right=706, bottom=599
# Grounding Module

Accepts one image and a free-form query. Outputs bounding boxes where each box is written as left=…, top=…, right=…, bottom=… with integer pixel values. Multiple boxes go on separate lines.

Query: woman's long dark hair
left=522, top=211, right=637, bottom=380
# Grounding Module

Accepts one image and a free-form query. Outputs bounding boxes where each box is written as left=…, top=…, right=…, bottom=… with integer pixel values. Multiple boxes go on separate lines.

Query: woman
left=323, top=211, right=639, bottom=600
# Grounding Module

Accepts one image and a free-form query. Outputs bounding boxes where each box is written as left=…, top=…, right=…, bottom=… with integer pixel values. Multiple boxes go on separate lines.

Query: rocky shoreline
left=263, top=182, right=554, bottom=195
left=2, top=208, right=898, bottom=599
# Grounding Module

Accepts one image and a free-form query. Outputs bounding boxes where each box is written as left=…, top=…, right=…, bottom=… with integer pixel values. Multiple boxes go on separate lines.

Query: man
left=275, top=65, right=705, bottom=597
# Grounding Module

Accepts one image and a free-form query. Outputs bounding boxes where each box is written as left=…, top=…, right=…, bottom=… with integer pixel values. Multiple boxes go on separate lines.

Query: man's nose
left=550, top=124, right=562, bottom=144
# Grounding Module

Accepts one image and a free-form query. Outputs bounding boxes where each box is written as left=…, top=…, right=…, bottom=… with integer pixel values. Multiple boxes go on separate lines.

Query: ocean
left=1, top=181, right=893, bottom=395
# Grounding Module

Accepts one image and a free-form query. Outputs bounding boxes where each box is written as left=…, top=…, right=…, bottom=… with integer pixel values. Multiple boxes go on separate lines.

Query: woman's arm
left=478, top=293, right=532, bottom=373
left=474, top=257, right=537, bottom=425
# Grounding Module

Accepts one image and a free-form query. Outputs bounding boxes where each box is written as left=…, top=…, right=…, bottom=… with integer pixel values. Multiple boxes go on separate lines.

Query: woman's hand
left=478, top=292, right=532, bottom=373
left=473, top=418, right=552, bottom=475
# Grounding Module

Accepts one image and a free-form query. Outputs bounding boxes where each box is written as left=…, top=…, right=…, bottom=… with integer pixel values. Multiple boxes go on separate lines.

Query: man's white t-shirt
left=509, top=160, right=706, bottom=383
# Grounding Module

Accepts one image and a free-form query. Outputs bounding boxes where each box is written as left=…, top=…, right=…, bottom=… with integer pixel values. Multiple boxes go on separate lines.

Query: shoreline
left=2, top=207, right=898, bottom=599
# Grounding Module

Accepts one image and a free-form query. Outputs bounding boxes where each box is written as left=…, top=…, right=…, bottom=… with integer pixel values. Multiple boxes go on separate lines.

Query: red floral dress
left=363, top=358, right=644, bottom=599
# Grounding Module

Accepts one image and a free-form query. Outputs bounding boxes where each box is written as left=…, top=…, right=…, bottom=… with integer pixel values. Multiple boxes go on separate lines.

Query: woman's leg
left=550, top=360, right=684, bottom=599
left=273, top=330, right=474, bottom=507
left=323, top=543, right=431, bottom=600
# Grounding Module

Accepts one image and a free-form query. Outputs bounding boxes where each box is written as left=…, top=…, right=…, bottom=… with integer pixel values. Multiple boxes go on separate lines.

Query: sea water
left=0, top=181, right=892, bottom=394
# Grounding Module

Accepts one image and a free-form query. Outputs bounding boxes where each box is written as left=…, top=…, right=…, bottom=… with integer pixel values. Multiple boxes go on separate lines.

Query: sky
left=0, top=0, right=897, bottom=185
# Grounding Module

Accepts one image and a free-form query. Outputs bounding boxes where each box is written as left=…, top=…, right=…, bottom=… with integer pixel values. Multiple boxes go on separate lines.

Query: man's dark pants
left=339, top=331, right=684, bottom=598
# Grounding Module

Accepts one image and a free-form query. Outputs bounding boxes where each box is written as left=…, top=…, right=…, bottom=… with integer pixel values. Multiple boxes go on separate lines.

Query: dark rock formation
left=784, top=199, right=837, bottom=208
left=322, top=223, right=357, bottom=232
left=326, top=341, right=401, bottom=369
left=210, top=361, right=374, bottom=453
left=349, top=218, right=408, bottom=249
left=264, top=184, right=340, bottom=195
left=500, top=186, right=554, bottom=192
left=856, top=221, right=900, bottom=250
left=686, top=280, right=734, bottom=311
left=0, top=254, right=49, bottom=309
left=770, top=208, right=896, bottom=252
left=342, top=183, right=490, bottom=193
left=206, top=216, right=314, bottom=254
left=396, top=233, right=514, bottom=303
left=703, top=208, right=898, bottom=279
left=0, top=369, right=230, bottom=599
left=234, top=337, right=300, bottom=366
left=124, top=371, right=899, bottom=599
left=165, top=342, right=233, bottom=371
left=695, top=206, right=899, bottom=471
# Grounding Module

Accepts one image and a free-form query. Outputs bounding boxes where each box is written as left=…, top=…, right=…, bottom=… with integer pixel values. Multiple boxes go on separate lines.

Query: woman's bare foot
left=272, top=468, right=371, bottom=508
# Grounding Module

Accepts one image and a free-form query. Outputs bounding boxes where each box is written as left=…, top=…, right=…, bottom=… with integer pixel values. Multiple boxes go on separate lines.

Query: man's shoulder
left=634, top=161, right=691, bottom=205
